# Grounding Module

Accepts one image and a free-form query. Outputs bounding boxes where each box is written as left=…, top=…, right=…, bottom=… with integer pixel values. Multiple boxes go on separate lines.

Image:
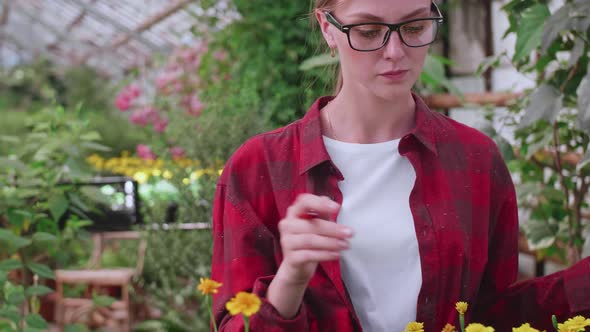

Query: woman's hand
left=278, top=193, right=352, bottom=285
left=268, top=194, right=353, bottom=318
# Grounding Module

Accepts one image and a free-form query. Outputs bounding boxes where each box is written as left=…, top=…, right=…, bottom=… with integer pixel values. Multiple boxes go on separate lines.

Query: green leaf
left=513, top=4, right=550, bottom=62
left=80, top=141, right=111, bottom=152
left=519, top=84, right=563, bottom=128
left=67, top=193, right=89, bottom=212
left=0, top=308, right=20, bottom=325
left=299, top=53, right=339, bottom=71
left=92, top=294, right=116, bottom=308
left=522, top=219, right=558, bottom=250
left=26, top=262, right=55, bottom=280
left=6, top=291, right=26, bottom=306
left=0, top=157, right=27, bottom=171
left=525, top=131, right=554, bottom=160
left=0, top=136, right=20, bottom=144
left=24, top=314, right=47, bottom=329
left=0, top=259, right=23, bottom=272
left=32, top=232, right=58, bottom=245
left=79, top=131, right=102, bottom=141
left=578, top=145, right=590, bottom=171
left=541, top=4, right=571, bottom=53
left=24, top=328, right=45, bottom=332
left=568, top=38, right=585, bottom=67
left=476, top=55, right=503, bottom=76
left=48, top=194, right=69, bottom=222
left=0, top=320, right=16, bottom=332
left=25, top=285, right=53, bottom=297
left=64, top=323, right=88, bottom=332
left=419, top=55, right=462, bottom=96
left=0, top=229, right=32, bottom=251
left=7, top=209, right=31, bottom=228
left=577, top=66, right=590, bottom=132
left=527, top=235, right=556, bottom=250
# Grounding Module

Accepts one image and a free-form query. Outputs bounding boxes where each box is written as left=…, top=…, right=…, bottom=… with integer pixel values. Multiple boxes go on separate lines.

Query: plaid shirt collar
left=298, top=93, right=438, bottom=175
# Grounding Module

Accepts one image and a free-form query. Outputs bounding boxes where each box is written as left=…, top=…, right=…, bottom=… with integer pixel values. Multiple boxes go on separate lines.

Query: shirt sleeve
left=211, top=182, right=310, bottom=332
left=473, top=150, right=590, bottom=330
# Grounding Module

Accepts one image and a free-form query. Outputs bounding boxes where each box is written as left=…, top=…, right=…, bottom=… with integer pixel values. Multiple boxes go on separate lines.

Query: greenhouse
left=0, top=0, right=589, bottom=331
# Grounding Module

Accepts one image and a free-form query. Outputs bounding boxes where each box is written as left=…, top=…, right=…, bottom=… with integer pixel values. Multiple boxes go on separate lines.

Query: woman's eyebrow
left=346, top=7, right=431, bottom=22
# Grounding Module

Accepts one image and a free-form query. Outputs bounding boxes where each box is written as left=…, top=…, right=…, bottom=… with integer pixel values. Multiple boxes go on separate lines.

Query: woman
left=211, top=0, right=590, bottom=331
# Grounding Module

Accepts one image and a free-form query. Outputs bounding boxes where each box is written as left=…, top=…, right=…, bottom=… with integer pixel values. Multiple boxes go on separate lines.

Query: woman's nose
left=382, top=30, right=406, bottom=60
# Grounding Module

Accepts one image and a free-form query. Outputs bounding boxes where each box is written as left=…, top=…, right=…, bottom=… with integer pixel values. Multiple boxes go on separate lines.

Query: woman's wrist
left=267, top=263, right=310, bottom=318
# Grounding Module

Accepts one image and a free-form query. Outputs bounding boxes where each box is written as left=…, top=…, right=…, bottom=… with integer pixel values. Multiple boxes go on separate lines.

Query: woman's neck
left=323, top=87, right=416, bottom=144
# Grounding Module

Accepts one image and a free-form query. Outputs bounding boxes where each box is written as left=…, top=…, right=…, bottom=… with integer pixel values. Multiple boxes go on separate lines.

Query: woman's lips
left=379, top=70, right=409, bottom=81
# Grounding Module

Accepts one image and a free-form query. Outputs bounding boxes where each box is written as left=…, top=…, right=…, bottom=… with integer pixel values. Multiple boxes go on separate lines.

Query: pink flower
left=137, top=144, right=156, bottom=160
left=170, top=146, right=185, bottom=159
left=129, top=107, right=158, bottom=126
left=155, top=70, right=181, bottom=94
left=115, top=95, right=131, bottom=111
left=114, top=84, right=142, bottom=111
left=188, top=96, right=204, bottom=117
left=173, top=82, right=184, bottom=94
left=214, top=50, right=228, bottom=61
left=126, top=84, right=142, bottom=98
left=153, top=117, right=168, bottom=133
left=180, top=49, right=197, bottom=63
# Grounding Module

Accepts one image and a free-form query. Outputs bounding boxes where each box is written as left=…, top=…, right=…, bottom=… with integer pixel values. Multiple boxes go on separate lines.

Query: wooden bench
left=54, top=231, right=146, bottom=332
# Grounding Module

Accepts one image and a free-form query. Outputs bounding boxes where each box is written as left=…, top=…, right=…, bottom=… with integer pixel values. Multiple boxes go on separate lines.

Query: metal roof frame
left=0, top=0, right=233, bottom=77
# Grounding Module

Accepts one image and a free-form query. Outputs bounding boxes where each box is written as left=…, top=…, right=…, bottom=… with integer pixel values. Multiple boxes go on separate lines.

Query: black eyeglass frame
left=324, top=2, right=444, bottom=51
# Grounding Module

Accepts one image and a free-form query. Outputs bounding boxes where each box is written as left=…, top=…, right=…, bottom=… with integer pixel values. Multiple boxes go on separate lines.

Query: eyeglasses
left=324, top=2, right=444, bottom=51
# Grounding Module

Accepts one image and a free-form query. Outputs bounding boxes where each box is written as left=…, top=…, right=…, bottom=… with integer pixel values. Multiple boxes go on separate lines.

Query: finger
left=286, top=194, right=339, bottom=220
left=280, top=218, right=353, bottom=239
left=282, top=233, right=350, bottom=252
left=288, top=249, right=341, bottom=265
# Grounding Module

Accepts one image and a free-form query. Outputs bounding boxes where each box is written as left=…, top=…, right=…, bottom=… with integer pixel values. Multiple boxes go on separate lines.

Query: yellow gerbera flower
left=456, top=301, right=468, bottom=315
left=404, top=321, right=425, bottom=332
left=225, top=292, right=261, bottom=317
left=442, top=323, right=456, bottom=332
left=197, top=277, right=222, bottom=295
left=513, top=323, right=541, bottom=332
left=558, top=315, right=590, bottom=332
left=557, top=325, right=577, bottom=332
left=465, top=323, right=495, bottom=332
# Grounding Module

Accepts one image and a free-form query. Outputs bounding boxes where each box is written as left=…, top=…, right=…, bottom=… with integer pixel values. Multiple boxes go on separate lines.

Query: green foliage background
left=200, top=0, right=332, bottom=128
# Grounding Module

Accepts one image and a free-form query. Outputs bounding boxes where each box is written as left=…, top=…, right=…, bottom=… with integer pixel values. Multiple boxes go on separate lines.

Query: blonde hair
left=311, top=0, right=343, bottom=95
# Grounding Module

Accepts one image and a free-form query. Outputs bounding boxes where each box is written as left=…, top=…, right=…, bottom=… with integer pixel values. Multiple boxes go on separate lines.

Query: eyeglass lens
left=348, top=19, right=438, bottom=50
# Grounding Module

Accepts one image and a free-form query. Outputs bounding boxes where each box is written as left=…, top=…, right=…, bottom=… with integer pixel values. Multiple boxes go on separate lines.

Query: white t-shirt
left=323, top=136, right=422, bottom=332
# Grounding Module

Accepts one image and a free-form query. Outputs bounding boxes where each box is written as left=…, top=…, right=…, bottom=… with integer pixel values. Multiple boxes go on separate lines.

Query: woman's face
left=318, top=0, right=433, bottom=100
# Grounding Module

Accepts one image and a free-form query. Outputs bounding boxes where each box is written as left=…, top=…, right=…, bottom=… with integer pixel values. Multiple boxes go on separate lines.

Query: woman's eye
left=359, top=30, right=380, bottom=39
left=402, top=24, right=425, bottom=34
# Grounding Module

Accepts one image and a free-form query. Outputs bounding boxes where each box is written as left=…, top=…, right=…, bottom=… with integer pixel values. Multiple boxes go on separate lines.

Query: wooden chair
left=54, top=231, right=147, bottom=332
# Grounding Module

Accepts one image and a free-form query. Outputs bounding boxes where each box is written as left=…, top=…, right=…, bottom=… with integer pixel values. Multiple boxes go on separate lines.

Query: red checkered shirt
left=211, top=95, right=590, bottom=331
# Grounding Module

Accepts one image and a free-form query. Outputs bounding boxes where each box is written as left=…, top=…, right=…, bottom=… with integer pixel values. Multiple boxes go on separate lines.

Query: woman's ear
left=315, top=10, right=337, bottom=48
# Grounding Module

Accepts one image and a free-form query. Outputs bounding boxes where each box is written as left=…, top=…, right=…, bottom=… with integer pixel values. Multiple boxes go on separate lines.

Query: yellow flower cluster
left=407, top=302, right=589, bottom=332
left=513, top=323, right=542, bottom=332
left=225, top=292, right=262, bottom=317
left=442, top=323, right=457, bottom=332
left=193, top=284, right=590, bottom=332
left=405, top=321, right=425, bottom=332
left=86, top=152, right=222, bottom=184
left=197, top=277, right=261, bottom=332
left=197, top=278, right=222, bottom=295
left=456, top=302, right=468, bottom=315
left=558, top=316, right=590, bottom=332
left=466, top=323, right=494, bottom=332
